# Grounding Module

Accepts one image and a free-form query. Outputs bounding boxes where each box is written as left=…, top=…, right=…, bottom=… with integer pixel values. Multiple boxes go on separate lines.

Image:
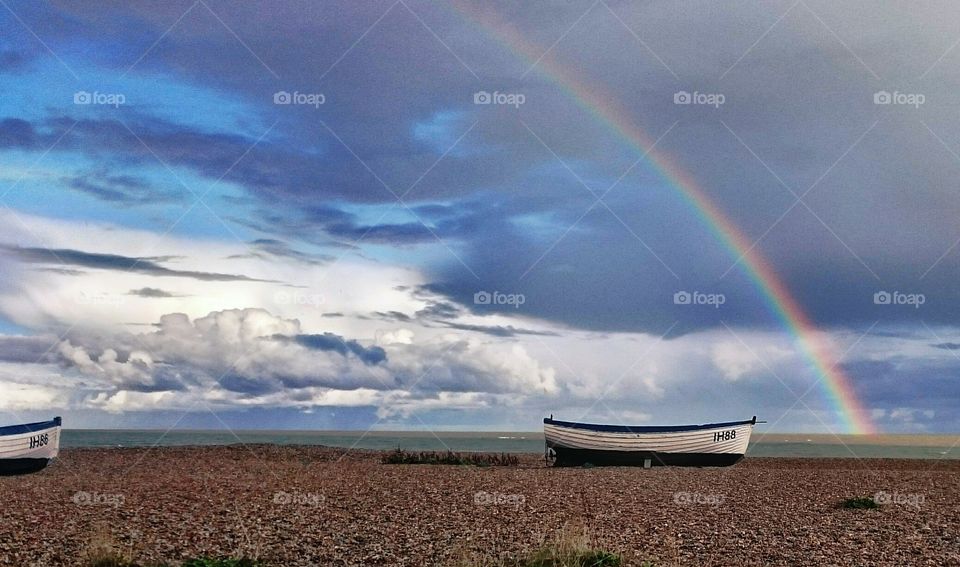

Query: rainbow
left=451, top=2, right=875, bottom=434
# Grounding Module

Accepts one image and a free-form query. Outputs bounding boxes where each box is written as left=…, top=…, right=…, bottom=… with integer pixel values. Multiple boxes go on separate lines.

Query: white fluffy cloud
left=37, top=308, right=557, bottom=415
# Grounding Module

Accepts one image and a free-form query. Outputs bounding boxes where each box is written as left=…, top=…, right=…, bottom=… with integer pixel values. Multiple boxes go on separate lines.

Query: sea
left=59, top=430, right=960, bottom=459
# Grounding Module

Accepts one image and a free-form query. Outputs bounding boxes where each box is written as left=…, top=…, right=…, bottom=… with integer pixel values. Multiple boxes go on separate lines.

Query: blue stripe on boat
left=543, top=417, right=753, bottom=433
left=0, top=417, right=61, bottom=437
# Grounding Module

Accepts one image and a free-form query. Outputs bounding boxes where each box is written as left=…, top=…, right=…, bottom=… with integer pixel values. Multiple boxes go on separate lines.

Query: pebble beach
left=1, top=446, right=958, bottom=566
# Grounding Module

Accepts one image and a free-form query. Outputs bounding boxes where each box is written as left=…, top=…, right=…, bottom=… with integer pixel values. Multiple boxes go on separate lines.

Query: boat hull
left=544, top=417, right=754, bottom=467
left=0, top=458, right=54, bottom=476
left=550, top=448, right=745, bottom=467
left=0, top=417, right=61, bottom=476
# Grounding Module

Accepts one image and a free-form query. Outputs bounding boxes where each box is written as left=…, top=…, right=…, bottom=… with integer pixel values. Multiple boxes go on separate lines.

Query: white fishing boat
left=544, top=416, right=756, bottom=467
left=0, top=417, right=61, bottom=475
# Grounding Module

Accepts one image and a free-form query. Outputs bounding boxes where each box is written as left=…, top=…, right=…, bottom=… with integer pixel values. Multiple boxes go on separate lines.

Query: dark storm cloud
left=0, top=49, right=33, bottom=72
left=0, top=335, right=58, bottom=363
left=0, top=113, right=397, bottom=211
left=226, top=239, right=334, bottom=265
left=242, top=196, right=513, bottom=249
left=4, top=246, right=281, bottom=283
left=407, top=0, right=960, bottom=335
left=371, top=311, right=413, bottom=323
left=34, top=267, right=86, bottom=276
left=118, top=366, right=190, bottom=393
left=5, top=0, right=960, bottom=337
left=65, top=170, right=180, bottom=206
left=219, top=373, right=278, bottom=396
left=128, top=287, right=184, bottom=298
left=415, top=299, right=460, bottom=320
left=436, top=321, right=558, bottom=338
left=374, top=289, right=556, bottom=337
left=279, top=333, right=387, bottom=365
left=39, top=115, right=298, bottom=193
left=841, top=358, right=960, bottom=425
left=0, top=118, right=37, bottom=148
left=324, top=221, right=435, bottom=244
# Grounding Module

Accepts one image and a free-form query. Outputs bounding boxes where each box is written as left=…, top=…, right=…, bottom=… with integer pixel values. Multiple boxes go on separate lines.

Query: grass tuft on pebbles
left=460, top=524, right=628, bottom=567
left=839, top=496, right=880, bottom=509
left=519, top=547, right=622, bottom=567
left=85, top=550, right=137, bottom=567
left=181, top=559, right=263, bottom=567
left=518, top=526, right=622, bottom=567
left=382, top=448, right=519, bottom=466
left=83, top=554, right=261, bottom=567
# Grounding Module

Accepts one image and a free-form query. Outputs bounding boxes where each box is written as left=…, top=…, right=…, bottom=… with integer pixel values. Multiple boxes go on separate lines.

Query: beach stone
left=0, top=447, right=958, bottom=566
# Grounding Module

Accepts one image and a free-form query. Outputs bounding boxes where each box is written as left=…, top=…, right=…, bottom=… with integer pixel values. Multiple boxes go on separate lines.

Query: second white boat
left=544, top=416, right=756, bottom=467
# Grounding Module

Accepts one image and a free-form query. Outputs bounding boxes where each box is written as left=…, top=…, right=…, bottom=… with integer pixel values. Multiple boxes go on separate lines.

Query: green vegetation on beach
left=840, top=496, right=880, bottom=509
left=381, top=448, right=520, bottom=466
left=457, top=524, right=629, bottom=567
left=86, top=555, right=262, bottom=567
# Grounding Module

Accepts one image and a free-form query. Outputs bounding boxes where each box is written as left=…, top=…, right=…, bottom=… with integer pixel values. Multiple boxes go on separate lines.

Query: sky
left=1, top=0, right=959, bottom=433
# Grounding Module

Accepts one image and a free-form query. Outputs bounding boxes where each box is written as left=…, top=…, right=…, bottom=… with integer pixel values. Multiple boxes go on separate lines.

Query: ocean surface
left=59, top=430, right=960, bottom=459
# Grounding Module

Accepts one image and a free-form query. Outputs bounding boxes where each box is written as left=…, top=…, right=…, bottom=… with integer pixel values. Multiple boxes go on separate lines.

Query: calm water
left=60, top=430, right=959, bottom=459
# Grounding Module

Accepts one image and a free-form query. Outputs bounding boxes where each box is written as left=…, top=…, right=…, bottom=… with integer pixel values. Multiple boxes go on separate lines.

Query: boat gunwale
left=0, top=417, right=61, bottom=437
left=544, top=417, right=754, bottom=434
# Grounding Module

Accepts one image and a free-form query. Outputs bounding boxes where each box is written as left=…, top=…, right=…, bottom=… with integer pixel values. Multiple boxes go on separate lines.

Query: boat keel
left=0, top=458, right=51, bottom=476
left=551, top=448, right=744, bottom=467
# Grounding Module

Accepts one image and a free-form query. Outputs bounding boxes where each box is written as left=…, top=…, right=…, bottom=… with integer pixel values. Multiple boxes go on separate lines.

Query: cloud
left=0, top=118, right=36, bottom=148
left=226, top=239, right=334, bottom=266
left=64, top=170, right=181, bottom=206
left=435, top=321, right=558, bottom=338
left=371, top=310, right=414, bottom=323
left=711, top=341, right=761, bottom=382
left=9, top=308, right=557, bottom=413
left=0, top=335, right=59, bottom=364
left=0, top=49, right=33, bottom=73
left=368, top=288, right=558, bottom=337
left=0, top=209, right=443, bottom=337
left=5, top=245, right=283, bottom=283
left=325, top=220, right=435, bottom=244
left=0, top=382, right=68, bottom=411
left=33, top=267, right=87, bottom=276
left=286, top=332, right=387, bottom=365
left=414, top=298, right=461, bottom=320
left=128, top=287, right=184, bottom=298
